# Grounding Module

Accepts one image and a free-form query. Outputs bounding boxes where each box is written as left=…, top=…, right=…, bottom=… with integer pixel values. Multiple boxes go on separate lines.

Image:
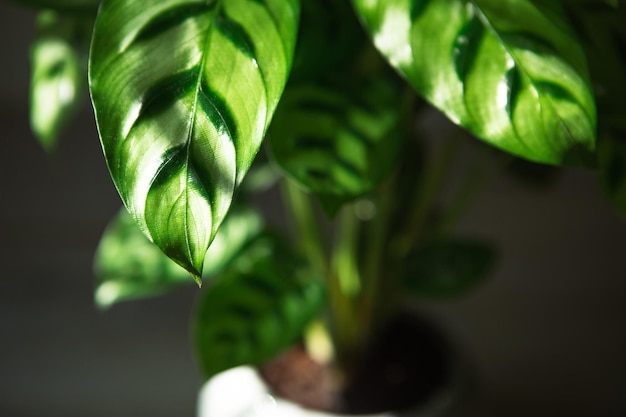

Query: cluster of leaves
left=11, top=0, right=626, bottom=379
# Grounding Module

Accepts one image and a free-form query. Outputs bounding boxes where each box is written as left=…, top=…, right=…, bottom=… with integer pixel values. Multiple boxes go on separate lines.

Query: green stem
left=281, top=179, right=326, bottom=272
left=280, top=179, right=337, bottom=363
left=356, top=176, right=397, bottom=350
left=394, top=130, right=462, bottom=257
left=434, top=154, right=488, bottom=238
left=328, top=205, right=362, bottom=371
left=281, top=179, right=368, bottom=373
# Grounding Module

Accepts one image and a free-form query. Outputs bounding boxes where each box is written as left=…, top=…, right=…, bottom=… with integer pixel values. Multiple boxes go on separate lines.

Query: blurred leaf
left=401, top=239, right=495, bottom=298
left=239, top=150, right=282, bottom=194
left=289, top=0, right=366, bottom=83
left=353, top=0, right=597, bottom=166
left=89, top=0, right=299, bottom=278
left=94, top=206, right=263, bottom=308
left=269, top=77, right=403, bottom=215
left=194, top=235, right=324, bottom=379
left=29, top=10, right=92, bottom=150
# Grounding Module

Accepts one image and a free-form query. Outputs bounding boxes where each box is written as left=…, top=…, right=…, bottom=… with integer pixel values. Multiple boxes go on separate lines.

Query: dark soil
left=258, top=313, right=450, bottom=414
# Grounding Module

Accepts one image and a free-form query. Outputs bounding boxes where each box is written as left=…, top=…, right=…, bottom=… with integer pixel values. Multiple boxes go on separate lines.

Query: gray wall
left=1, top=3, right=625, bottom=416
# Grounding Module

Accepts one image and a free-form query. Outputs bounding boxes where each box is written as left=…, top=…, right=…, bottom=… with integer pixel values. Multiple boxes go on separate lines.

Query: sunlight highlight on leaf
left=89, top=0, right=299, bottom=277
left=353, top=0, right=597, bottom=165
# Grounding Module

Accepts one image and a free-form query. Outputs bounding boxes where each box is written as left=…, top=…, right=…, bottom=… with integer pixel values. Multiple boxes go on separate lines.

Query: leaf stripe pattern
left=269, top=80, right=401, bottom=213
left=215, top=14, right=256, bottom=60
left=410, top=0, right=431, bottom=20
left=133, top=3, right=215, bottom=43
left=90, top=0, right=298, bottom=278
left=504, top=66, right=521, bottom=119
left=453, top=16, right=485, bottom=84
left=194, top=245, right=324, bottom=378
left=353, top=0, right=596, bottom=165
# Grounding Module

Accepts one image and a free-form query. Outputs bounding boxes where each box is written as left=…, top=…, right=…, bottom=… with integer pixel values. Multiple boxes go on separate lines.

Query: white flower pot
left=197, top=363, right=470, bottom=417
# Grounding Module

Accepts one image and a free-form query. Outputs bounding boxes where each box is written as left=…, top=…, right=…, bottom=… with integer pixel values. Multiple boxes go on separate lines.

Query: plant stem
left=281, top=179, right=326, bottom=272
left=280, top=179, right=337, bottom=363
left=434, top=154, right=488, bottom=238
left=356, top=177, right=397, bottom=351
left=394, top=129, right=462, bottom=257
left=281, top=179, right=372, bottom=374
left=328, top=205, right=363, bottom=371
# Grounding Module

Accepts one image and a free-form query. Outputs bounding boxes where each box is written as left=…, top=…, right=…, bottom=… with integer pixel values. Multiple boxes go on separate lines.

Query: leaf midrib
left=183, top=1, right=226, bottom=272
left=142, top=2, right=226, bottom=274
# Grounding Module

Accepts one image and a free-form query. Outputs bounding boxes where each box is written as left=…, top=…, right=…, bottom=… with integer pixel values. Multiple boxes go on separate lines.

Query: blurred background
left=1, top=2, right=626, bottom=416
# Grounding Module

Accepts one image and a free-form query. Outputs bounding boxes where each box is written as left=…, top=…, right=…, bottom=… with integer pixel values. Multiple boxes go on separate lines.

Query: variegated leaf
left=268, top=77, right=403, bottom=214
left=194, top=235, right=324, bottom=379
left=94, top=205, right=263, bottom=307
left=89, top=0, right=299, bottom=278
left=289, top=0, right=365, bottom=83
left=353, top=0, right=597, bottom=165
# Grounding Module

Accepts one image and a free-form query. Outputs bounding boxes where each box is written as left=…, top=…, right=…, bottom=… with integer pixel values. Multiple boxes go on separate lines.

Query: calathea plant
left=8, top=0, right=626, bottom=412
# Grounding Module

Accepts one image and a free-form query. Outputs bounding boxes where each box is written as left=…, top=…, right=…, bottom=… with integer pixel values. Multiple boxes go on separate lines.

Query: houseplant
left=5, top=0, right=626, bottom=414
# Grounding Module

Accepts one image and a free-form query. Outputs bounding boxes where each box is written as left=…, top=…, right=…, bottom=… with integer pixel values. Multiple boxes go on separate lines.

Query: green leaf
left=268, top=77, right=403, bottom=215
left=94, top=205, right=264, bottom=307
left=29, top=10, right=92, bottom=150
left=401, top=239, right=495, bottom=298
left=353, top=0, right=597, bottom=166
left=289, top=0, right=366, bottom=83
left=238, top=149, right=282, bottom=194
left=194, top=235, right=324, bottom=379
left=89, top=0, right=299, bottom=278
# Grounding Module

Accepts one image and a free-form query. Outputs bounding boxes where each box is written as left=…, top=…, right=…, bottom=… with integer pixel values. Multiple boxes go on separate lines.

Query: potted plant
left=5, top=0, right=626, bottom=415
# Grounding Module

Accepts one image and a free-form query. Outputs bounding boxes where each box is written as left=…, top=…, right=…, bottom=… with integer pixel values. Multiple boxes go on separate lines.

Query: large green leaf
left=353, top=0, right=597, bottom=166
left=89, top=0, right=299, bottom=278
left=268, top=77, right=403, bottom=214
left=401, top=239, right=495, bottom=298
left=30, top=10, right=92, bottom=150
left=94, top=205, right=263, bottom=307
left=194, top=235, right=324, bottom=379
